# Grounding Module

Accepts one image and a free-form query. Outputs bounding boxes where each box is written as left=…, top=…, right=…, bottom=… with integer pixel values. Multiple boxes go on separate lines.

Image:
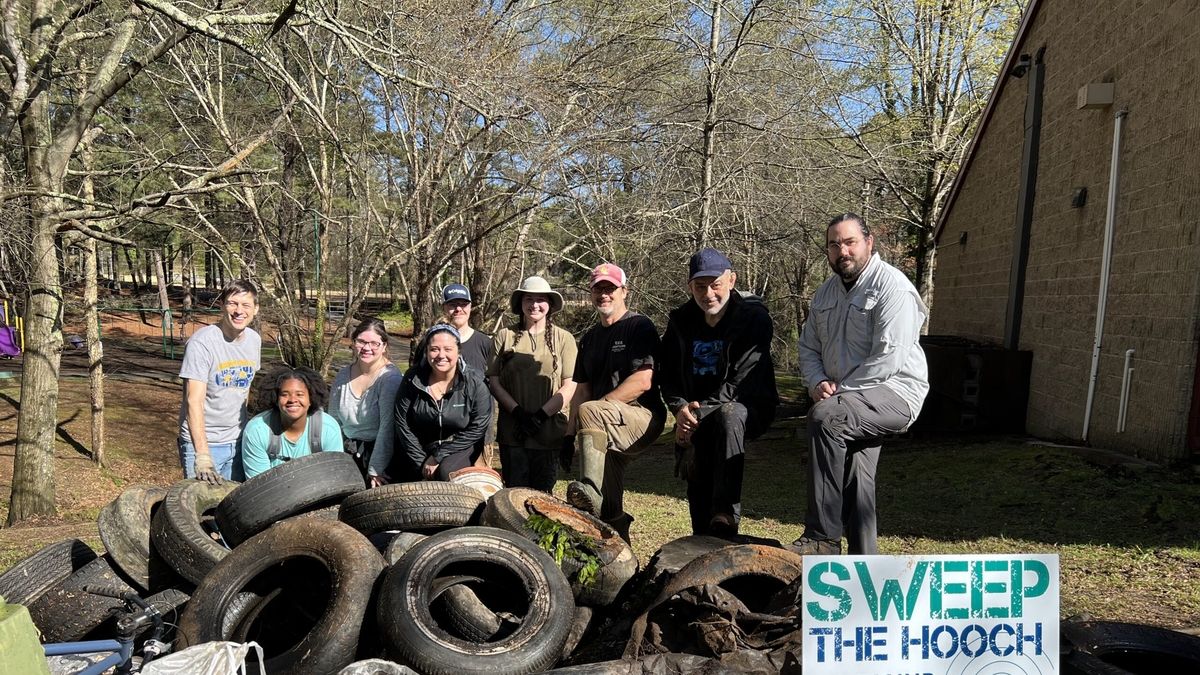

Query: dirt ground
left=0, top=310, right=367, bottom=561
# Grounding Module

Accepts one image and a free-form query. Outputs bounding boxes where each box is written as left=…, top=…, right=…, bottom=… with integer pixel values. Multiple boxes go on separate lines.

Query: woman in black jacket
left=391, top=324, right=492, bottom=481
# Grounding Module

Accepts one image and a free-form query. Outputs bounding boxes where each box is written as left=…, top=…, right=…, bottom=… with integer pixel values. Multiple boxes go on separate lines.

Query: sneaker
left=566, top=480, right=601, bottom=515
left=784, top=536, right=842, bottom=556
left=708, top=512, right=738, bottom=538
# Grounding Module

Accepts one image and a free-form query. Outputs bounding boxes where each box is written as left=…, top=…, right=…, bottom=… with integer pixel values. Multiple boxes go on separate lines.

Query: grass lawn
left=609, top=417, right=1200, bottom=629
left=2, top=379, right=1199, bottom=628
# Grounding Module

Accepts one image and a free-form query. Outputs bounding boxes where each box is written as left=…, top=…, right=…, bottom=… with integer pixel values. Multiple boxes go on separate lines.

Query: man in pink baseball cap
left=563, top=263, right=666, bottom=543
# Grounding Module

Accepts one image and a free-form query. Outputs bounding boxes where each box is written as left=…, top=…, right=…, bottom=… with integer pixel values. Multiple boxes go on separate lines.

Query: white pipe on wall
left=1118, top=348, right=1135, bottom=433
left=1082, top=110, right=1128, bottom=442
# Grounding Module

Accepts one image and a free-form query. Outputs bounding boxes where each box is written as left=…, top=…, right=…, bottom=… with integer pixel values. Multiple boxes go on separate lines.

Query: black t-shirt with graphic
left=573, top=311, right=665, bottom=415
left=687, top=319, right=725, bottom=401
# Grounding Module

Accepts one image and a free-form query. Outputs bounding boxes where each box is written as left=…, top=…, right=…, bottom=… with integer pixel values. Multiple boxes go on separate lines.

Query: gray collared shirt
left=798, top=253, right=929, bottom=426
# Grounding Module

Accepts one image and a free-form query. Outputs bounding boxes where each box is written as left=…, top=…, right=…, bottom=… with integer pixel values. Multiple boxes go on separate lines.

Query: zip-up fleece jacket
left=659, top=290, right=780, bottom=422
left=393, top=359, right=491, bottom=471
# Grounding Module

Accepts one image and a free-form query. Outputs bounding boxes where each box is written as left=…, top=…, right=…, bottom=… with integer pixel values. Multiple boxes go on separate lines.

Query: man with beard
left=564, top=263, right=666, bottom=543
left=660, top=248, right=778, bottom=538
left=789, top=213, right=929, bottom=556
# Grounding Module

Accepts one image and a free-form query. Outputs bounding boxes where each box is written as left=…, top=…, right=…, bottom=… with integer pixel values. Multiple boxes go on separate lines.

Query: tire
left=433, top=577, right=506, bottom=643
left=483, top=488, right=637, bottom=607
left=560, top=605, right=593, bottom=661
left=26, top=554, right=136, bottom=642
left=98, top=484, right=179, bottom=591
left=1061, top=620, right=1200, bottom=674
left=0, top=538, right=97, bottom=607
left=338, top=482, right=484, bottom=535
left=216, top=452, right=365, bottom=547
left=377, top=526, right=574, bottom=675
left=384, top=532, right=429, bottom=566
left=151, top=479, right=239, bottom=585
left=623, top=544, right=804, bottom=660
left=176, top=517, right=385, bottom=675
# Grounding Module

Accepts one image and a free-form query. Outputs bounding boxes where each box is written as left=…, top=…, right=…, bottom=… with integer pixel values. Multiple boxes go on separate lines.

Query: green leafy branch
left=526, top=514, right=602, bottom=587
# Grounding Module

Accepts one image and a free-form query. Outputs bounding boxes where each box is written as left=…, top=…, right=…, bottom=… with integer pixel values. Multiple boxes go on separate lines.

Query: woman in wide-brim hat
left=487, top=276, right=577, bottom=492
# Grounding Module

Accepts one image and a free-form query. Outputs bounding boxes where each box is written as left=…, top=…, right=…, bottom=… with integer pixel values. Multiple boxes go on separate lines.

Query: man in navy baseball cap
left=659, top=247, right=778, bottom=538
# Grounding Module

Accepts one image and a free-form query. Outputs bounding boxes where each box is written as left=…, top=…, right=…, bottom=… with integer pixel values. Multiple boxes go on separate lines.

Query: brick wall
left=932, top=0, right=1200, bottom=461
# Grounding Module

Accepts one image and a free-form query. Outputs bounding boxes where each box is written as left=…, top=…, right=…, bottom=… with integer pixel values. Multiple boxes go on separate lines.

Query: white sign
left=802, top=554, right=1059, bottom=675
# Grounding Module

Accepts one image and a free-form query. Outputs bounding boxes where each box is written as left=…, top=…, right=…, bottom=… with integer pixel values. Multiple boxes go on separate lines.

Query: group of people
left=177, top=211, right=930, bottom=554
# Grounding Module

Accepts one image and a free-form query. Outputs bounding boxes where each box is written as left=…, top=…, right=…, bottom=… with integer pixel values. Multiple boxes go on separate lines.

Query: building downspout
left=1082, top=110, right=1128, bottom=442
left=1003, top=47, right=1046, bottom=350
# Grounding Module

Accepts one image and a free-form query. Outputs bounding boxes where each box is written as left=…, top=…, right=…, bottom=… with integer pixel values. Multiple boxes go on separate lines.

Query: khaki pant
left=576, top=399, right=666, bottom=520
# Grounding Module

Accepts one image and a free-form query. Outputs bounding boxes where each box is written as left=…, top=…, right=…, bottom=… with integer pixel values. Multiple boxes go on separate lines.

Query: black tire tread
left=216, top=452, right=364, bottom=546
left=340, top=484, right=484, bottom=535
left=26, top=554, right=136, bottom=642
left=0, top=538, right=97, bottom=607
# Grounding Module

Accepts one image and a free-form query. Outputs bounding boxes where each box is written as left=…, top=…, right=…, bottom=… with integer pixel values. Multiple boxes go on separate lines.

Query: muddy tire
left=377, top=526, right=574, bottom=675
left=216, top=452, right=365, bottom=546
left=1062, top=620, right=1200, bottom=674
left=0, top=538, right=97, bottom=607
left=98, top=484, right=179, bottom=591
left=26, top=554, right=137, bottom=642
left=338, top=482, right=484, bottom=535
left=623, top=544, right=804, bottom=659
left=177, top=518, right=385, bottom=675
left=151, top=479, right=239, bottom=585
left=384, top=532, right=429, bottom=566
left=483, top=488, right=637, bottom=607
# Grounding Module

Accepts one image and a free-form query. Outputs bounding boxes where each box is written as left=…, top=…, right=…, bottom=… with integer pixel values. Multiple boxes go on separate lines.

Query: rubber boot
left=566, top=429, right=607, bottom=515
left=606, top=512, right=634, bottom=545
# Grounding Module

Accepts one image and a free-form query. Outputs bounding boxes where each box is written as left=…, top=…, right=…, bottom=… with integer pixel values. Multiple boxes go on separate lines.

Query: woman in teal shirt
left=241, top=367, right=344, bottom=478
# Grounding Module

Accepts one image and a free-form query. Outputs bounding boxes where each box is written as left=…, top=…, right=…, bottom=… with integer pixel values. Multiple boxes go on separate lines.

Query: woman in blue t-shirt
left=241, top=366, right=343, bottom=478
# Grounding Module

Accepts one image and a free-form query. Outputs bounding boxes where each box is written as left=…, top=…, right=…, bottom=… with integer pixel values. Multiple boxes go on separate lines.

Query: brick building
left=931, top=0, right=1200, bottom=461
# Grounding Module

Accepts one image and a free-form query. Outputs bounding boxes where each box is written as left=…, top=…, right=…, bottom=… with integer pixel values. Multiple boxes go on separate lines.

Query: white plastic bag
left=140, top=641, right=265, bottom=675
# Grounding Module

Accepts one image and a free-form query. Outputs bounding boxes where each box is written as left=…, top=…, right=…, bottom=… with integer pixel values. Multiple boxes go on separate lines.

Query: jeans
left=178, top=438, right=240, bottom=481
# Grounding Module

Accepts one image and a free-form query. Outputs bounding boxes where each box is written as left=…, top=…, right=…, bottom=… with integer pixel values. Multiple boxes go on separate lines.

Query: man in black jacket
left=659, top=248, right=778, bottom=537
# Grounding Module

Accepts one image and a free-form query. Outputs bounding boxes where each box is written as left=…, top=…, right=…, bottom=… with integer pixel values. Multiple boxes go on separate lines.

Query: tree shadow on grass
left=0, top=391, right=92, bottom=458
left=622, top=415, right=1200, bottom=551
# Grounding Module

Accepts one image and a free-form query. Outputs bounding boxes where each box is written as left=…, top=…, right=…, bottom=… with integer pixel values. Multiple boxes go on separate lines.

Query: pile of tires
left=5, top=452, right=642, bottom=674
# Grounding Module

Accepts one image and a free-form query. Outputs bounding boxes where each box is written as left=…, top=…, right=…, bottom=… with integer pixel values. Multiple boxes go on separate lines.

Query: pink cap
left=589, top=263, right=627, bottom=288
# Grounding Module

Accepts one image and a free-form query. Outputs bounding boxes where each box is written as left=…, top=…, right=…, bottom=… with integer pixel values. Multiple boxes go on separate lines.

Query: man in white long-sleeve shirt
left=789, top=213, right=929, bottom=555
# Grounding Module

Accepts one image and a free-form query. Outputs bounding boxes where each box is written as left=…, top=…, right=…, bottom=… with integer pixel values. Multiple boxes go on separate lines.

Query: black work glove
left=674, top=442, right=694, bottom=480
left=510, top=406, right=528, bottom=441
left=520, top=408, right=549, bottom=439
left=559, top=435, right=576, bottom=473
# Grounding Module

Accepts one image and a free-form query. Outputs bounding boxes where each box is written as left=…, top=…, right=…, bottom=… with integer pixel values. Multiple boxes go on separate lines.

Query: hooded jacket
left=392, top=359, right=491, bottom=472
left=658, top=290, right=779, bottom=422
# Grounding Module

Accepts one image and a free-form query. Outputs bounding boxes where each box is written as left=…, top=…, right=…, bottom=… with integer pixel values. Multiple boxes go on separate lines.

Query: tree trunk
left=181, top=242, right=194, bottom=324
left=9, top=209, right=62, bottom=523
left=696, top=0, right=722, bottom=248
left=83, top=237, right=106, bottom=466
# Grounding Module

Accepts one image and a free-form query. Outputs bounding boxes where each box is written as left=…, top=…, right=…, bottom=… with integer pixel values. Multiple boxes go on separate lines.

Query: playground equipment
left=1, top=298, right=21, bottom=358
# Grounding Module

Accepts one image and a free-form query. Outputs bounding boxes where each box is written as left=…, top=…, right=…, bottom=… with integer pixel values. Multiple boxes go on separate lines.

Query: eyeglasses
left=827, top=238, right=861, bottom=252
left=355, top=339, right=383, bottom=349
